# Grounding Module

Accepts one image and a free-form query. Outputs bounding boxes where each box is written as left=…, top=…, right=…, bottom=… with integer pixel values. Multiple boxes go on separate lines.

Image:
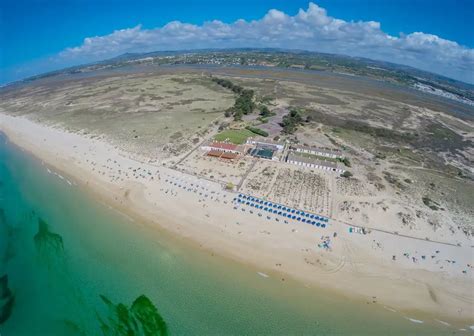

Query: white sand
left=1, top=113, right=473, bottom=324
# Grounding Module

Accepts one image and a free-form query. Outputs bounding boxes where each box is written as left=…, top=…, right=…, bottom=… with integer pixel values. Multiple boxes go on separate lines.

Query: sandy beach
left=1, top=112, right=473, bottom=326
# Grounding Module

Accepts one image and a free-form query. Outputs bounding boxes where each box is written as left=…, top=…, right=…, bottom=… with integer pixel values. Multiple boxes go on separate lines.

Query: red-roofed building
left=201, top=141, right=241, bottom=154
left=206, top=150, right=239, bottom=160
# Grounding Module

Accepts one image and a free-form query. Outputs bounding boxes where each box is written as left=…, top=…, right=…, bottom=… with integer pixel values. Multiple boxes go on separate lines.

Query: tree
left=280, top=109, right=303, bottom=134
left=259, top=105, right=271, bottom=117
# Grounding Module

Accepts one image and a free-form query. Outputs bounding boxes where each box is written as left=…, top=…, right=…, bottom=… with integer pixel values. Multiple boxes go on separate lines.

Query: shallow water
left=0, top=133, right=459, bottom=335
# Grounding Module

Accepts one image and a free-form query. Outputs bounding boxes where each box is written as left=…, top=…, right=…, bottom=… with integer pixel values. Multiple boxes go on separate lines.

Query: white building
left=200, top=141, right=242, bottom=154
left=286, top=153, right=345, bottom=174
left=246, top=137, right=285, bottom=151
left=293, top=145, right=343, bottom=159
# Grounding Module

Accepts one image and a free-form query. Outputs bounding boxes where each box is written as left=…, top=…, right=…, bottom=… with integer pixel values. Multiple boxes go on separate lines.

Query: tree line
left=212, top=77, right=255, bottom=121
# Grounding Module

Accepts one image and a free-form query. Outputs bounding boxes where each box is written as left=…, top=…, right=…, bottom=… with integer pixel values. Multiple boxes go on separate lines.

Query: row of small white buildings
left=286, top=153, right=345, bottom=174
left=292, top=145, right=343, bottom=159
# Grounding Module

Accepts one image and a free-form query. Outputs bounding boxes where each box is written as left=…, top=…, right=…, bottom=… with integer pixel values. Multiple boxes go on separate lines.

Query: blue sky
left=1, top=0, right=473, bottom=84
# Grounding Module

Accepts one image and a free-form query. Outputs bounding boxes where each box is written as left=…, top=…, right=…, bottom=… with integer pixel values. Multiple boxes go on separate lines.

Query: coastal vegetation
left=245, top=126, right=269, bottom=137
left=212, top=77, right=256, bottom=120
left=341, top=171, right=353, bottom=178
left=259, top=105, right=274, bottom=118
left=280, top=109, right=303, bottom=134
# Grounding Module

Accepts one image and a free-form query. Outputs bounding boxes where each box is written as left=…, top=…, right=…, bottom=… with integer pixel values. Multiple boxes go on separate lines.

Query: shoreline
left=1, top=113, right=473, bottom=326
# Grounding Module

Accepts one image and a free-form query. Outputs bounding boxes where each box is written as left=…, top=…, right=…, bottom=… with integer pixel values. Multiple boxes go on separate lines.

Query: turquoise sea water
left=0, top=133, right=458, bottom=335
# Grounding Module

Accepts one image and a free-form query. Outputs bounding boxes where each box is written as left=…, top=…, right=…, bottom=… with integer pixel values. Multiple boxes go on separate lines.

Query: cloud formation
left=58, top=2, right=474, bottom=83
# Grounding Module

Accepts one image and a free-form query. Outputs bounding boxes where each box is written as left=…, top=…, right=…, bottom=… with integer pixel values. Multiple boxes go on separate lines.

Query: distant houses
left=286, top=153, right=345, bottom=174
left=292, top=145, right=343, bottom=159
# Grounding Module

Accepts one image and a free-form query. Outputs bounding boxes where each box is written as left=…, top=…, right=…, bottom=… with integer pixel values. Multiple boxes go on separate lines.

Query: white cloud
left=56, top=2, right=474, bottom=83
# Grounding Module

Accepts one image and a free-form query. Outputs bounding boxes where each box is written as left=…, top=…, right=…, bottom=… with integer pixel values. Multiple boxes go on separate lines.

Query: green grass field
left=214, top=129, right=255, bottom=144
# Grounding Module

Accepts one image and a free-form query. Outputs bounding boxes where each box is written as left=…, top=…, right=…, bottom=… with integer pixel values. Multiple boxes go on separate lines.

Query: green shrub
left=341, top=171, right=353, bottom=178
left=245, top=126, right=269, bottom=137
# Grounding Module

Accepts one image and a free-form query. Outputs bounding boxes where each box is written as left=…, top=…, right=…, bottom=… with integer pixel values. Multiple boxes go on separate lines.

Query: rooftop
left=293, top=145, right=342, bottom=156
left=207, top=150, right=239, bottom=160
left=207, top=142, right=238, bottom=151
left=287, top=152, right=341, bottom=169
left=247, top=136, right=284, bottom=146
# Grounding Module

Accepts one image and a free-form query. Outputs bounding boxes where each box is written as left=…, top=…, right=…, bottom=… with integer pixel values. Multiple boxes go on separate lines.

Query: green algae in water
left=0, top=274, right=15, bottom=324
left=0, top=208, right=17, bottom=265
left=98, top=294, right=168, bottom=336
left=33, top=218, right=65, bottom=267
left=62, top=319, right=88, bottom=336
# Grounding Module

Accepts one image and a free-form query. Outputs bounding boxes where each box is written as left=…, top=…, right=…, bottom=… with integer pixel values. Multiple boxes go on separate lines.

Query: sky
left=1, top=0, right=473, bottom=84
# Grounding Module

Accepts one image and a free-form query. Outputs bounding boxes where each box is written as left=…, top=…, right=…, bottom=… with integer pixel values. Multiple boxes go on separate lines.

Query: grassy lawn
left=214, top=129, right=254, bottom=144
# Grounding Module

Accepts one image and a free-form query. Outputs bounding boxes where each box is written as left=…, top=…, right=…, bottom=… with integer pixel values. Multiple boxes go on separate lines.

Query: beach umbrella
left=302, top=219, right=306, bottom=223
left=297, top=217, right=301, bottom=221
left=292, top=215, right=296, bottom=219
left=321, top=224, right=326, bottom=228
